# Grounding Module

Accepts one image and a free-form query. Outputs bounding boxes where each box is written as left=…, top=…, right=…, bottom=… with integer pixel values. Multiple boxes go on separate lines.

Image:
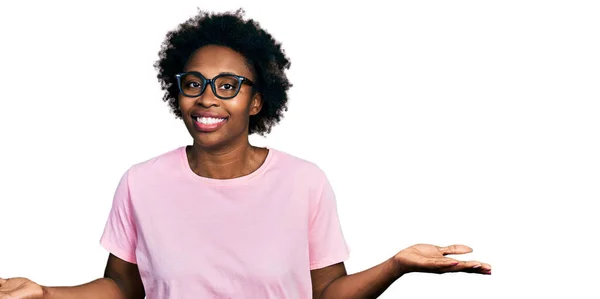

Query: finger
left=464, top=261, right=492, bottom=274
left=437, top=244, right=473, bottom=256
left=480, top=263, right=492, bottom=271
left=430, top=258, right=460, bottom=269
left=447, top=260, right=493, bottom=275
left=0, top=277, right=6, bottom=285
left=444, top=260, right=480, bottom=271
left=467, top=260, right=484, bottom=270
left=481, top=263, right=492, bottom=275
left=472, top=264, right=491, bottom=275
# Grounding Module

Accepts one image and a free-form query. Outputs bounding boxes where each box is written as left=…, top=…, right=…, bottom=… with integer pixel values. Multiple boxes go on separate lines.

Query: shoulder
left=124, top=146, right=186, bottom=181
left=268, top=148, right=329, bottom=185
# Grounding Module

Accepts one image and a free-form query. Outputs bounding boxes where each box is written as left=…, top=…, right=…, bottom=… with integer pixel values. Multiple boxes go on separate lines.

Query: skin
left=0, top=45, right=491, bottom=299
left=180, top=45, right=268, bottom=180
left=0, top=255, right=142, bottom=299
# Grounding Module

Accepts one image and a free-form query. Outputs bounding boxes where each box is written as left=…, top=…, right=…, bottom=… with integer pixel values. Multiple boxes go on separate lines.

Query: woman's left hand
left=393, top=244, right=491, bottom=275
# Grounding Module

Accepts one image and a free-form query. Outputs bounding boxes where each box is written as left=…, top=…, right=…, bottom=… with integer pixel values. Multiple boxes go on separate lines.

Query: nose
left=194, top=85, right=220, bottom=108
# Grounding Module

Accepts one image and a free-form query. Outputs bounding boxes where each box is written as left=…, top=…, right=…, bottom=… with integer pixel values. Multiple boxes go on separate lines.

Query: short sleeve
left=99, top=169, right=138, bottom=264
left=308, top=170, right=350, bottom=270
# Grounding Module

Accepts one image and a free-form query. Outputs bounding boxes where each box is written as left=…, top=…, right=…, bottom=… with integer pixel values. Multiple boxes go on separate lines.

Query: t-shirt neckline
left=178, top=145, right=274, bottom=186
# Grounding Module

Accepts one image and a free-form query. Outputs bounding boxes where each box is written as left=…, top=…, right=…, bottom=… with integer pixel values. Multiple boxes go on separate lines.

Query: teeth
left=196, top=117, right=225, bottom=124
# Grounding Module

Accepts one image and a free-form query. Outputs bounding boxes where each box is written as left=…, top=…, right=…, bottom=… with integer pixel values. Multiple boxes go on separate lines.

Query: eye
left=215, top=76, right=239, bottom=92
left=221, top=83, right=235, bottom=90
left=187, top=82, right=201, bottom=88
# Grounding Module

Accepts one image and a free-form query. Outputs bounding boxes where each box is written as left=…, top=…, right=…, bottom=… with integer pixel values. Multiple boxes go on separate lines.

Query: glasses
left=175, top=71, right=255, bottom=99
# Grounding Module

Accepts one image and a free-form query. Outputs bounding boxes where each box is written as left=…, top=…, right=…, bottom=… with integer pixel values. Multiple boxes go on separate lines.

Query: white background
left=1, top=0, right=599, bottom=298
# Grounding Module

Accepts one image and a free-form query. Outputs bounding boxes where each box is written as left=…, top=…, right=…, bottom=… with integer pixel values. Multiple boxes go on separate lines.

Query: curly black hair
left=154, top=9, right=292, bottom=136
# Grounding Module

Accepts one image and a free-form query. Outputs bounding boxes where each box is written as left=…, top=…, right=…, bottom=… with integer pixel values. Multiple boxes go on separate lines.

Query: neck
left=187, top=139, right=267, bottom=180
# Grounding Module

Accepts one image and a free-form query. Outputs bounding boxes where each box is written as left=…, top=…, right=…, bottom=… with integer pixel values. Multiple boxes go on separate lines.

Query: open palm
left=394, top=244, right=491, bottom=275
left=0, top=277, right=43, bottom=299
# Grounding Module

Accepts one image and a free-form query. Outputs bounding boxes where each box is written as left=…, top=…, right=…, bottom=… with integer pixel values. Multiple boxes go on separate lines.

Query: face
left=178, top=45, right=262, bottom=150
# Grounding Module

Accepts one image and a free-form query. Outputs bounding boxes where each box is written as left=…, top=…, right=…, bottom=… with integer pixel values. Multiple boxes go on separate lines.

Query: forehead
left=183, top=45, right=253, bottom=78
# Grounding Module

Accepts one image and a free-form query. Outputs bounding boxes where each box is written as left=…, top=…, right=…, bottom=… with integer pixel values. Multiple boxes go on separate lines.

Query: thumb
left=438, top=244, right=473, bottom=256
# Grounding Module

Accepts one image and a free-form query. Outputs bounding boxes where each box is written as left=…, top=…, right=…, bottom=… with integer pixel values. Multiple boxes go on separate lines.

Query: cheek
left=177, top=96, right=187, bottom=110
left=177, top=97, right=197, bottom=118
left=225, top=98, right=253, bottom=117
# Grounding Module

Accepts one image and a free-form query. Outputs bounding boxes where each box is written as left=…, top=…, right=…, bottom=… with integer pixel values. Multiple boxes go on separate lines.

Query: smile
left=196, top=116, right=227, bottom=124
left=192, top=116, right=228, bottom=132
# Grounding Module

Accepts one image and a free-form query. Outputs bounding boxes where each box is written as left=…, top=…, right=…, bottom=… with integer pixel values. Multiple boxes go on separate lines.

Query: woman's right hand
left=0, top=277, right=44, bottom=299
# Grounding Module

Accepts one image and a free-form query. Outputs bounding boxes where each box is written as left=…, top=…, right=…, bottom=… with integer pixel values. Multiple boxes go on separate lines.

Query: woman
left=0, top=9, right=491, bottom=299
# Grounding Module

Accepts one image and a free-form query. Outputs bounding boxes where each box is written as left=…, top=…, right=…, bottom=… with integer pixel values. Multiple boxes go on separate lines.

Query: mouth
left=194, top=116, right=227, bottom=124
left=191, top=115, right=228, bottom=132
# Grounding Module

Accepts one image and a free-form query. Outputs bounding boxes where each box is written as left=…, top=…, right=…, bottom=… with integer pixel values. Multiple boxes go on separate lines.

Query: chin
left=192, top=133, right=229, bottom=150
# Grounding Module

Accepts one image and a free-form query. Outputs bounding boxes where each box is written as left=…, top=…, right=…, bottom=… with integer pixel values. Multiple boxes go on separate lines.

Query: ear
left=249, top=93, right=263, bottom=116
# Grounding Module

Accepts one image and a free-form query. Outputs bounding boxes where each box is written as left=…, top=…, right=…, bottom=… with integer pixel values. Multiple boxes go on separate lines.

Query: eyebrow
left=184, top=70, right=249, bottom=78
left=218, top=71, right=241, bottom=76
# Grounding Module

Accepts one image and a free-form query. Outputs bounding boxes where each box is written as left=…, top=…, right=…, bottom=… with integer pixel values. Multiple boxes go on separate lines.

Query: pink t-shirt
left=99, top=146, right=350, bottom=299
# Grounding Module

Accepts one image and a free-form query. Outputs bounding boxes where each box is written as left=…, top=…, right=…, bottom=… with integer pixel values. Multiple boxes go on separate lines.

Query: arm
left=42, top=278, right=124, bottom=299
left=42, top=254, right=145, bottom=299
left=311, top=259, right=401, bottom=299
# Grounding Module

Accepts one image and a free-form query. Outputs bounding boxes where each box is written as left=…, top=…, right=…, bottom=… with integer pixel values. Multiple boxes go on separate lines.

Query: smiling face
left=178, top=45, right=263, bottom=150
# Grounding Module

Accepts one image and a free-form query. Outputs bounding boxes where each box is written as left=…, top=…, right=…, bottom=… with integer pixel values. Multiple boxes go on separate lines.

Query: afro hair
left=154, top=9, right=292, bottom=135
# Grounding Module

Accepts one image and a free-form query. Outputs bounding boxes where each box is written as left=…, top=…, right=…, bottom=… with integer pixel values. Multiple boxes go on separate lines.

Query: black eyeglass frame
left=175, top=71, right=255, bottom=99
